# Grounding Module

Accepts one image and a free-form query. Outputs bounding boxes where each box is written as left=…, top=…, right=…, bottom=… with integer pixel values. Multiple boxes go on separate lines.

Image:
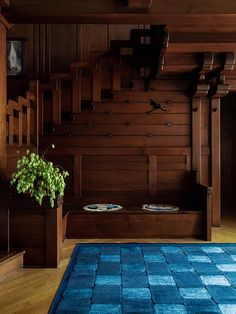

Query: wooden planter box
left=0, top=182, right=66, bottom=267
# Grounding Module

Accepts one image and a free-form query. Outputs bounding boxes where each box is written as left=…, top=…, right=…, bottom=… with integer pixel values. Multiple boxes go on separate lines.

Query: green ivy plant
left=11, top=144, right=69, bottom=208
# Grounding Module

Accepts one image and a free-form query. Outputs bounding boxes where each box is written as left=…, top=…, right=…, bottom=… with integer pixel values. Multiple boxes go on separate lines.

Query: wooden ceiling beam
left=0, top=0, right=9, bottom=7
left=128, top=0, right=152, bottom=9
left=3, top=13, right=236, bottom=25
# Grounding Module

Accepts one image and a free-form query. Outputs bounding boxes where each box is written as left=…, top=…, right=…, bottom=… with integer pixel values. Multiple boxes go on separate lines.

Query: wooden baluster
left=26, top=105, right=31, bottom=146
left=52, top=79, right=62, bottom=124
left=18, top=108, right=23, bottom=147
left=8, top=108, right=13, bottom=146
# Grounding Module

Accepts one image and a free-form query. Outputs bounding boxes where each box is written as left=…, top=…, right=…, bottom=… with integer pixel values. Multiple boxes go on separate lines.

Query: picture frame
left=7, top=38, right=26, bottom=78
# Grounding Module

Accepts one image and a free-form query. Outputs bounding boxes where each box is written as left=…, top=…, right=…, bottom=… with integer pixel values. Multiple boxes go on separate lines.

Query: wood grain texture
left=0, top=22, right=6, bottom=178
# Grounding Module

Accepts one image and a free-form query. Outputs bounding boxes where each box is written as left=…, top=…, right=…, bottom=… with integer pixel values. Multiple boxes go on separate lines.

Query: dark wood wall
left=6, top=23, right=211, bottom=206
left=7, top=24, right=139, bottom=79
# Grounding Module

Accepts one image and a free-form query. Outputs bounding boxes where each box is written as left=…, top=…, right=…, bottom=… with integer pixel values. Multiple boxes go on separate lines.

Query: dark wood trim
left=0, top=22, right=7, bottom=179
left=0, top=14, right=11, bottom=28
left=4, top=13, right=236, bottom=25
left=67, top=211, right=206, bottom=239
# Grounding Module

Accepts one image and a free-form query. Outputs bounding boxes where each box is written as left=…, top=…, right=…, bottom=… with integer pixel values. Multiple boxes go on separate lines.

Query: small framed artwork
left=7, top=39, right=26, bottom=77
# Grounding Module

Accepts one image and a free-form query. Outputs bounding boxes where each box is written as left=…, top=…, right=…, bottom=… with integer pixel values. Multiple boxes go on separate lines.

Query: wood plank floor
left=0, top=210, right=235, bottom=314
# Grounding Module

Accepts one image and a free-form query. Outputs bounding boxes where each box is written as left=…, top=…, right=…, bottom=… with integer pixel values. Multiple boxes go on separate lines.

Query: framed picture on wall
left=7, top=39, right=26, bottom=77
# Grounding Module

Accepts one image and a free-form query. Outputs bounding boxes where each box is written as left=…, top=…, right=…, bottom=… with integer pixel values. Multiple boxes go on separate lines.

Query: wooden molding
left=128, top=0, right=152, bottom=9
left=0, top=14, right=11, bottom=28
left=4, top=13, right=236, bottom=25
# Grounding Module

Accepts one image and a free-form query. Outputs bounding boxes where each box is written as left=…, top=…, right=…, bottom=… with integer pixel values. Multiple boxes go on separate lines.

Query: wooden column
left=191, top=82, right=209, bottom=183
left=0, top=16, right=10, bottom=179
left=211, top=82, right=229, bottom=227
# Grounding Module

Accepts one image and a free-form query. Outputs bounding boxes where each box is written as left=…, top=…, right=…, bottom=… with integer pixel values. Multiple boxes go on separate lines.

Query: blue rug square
left=191, top=262, right=222, bottom=275
left=169, top=263, right=194, bottom=273
left=150, top=286, right=183, bottom=304
left=97, top=262, right=121, bottom=275
left=49, top=243, right=236, bottom=313
left=184, top=299, right=221, bottom=313
left=122, top=273, right=148, bottom=288
left=123, top=288, right=151, bottom=300
left=164, top=253, right=189, bottom=264
left=206, top=286, right=236, bottom=303
left=154, top=304, right=187, bottom=314
left=100, top=255, right=120, bottom=262
left=95, top=275, right=121, bottom=286
left=123, top=299, right=154, bottom=313
left=67, top=273, right=95, bottom=288
left=145, top=262, right=171, bottom=275
left=92, top=285, right=121, bottom=304
left=173, top=272, right=203, bottom=288
left=225, top=272, right=236, bottom=287
left=89, top=304, right=122, bottom=314
left=143, top=254, right=165, bottom=262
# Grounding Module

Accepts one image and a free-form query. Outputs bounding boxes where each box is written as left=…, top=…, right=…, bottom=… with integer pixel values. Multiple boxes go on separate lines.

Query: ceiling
left=1, top=0, right=236, bottom=29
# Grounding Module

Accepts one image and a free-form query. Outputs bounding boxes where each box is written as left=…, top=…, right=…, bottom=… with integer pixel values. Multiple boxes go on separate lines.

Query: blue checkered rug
left=50, top=243, right=236, bottom=314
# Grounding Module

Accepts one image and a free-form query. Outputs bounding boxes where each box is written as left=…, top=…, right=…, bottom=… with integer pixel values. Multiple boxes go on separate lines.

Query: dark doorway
left=221, top=93, right=236, bottom=215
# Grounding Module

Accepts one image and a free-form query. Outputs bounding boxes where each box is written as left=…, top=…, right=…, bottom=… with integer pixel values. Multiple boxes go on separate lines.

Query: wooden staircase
left=5, top=25, right=213, bottom=240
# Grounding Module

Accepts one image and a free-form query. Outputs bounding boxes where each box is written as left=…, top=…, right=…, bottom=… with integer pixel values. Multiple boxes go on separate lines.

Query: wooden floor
left=0, top=210, right=236, bottom=314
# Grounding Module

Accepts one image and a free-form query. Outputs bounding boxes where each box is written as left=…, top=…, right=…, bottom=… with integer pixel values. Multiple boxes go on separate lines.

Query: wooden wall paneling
left=52, top=124, right=190, bottom=136
left=112, top=64, right=121, bottom=91
left=41, top=135, right=190, bottom=147
left=92, top=64, right=101, bottom=102
left=72, top=77, right=81, bottom=113
left=52, top=80, right=61, bottom=124
left=148, top=155, right=157, bottom=197
left=81, top=24, right=108, bottom=62
left=50, top=24, right=78, bottom=73
left=0, top=19, right=7, bottom=178
left=74, top=155, right=82, bottom=196
left=108, top=24, right=139, bottom=42
left=72, top=112, right=190, bottom=125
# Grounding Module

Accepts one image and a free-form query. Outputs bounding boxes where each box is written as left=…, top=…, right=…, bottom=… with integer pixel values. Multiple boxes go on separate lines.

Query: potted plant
left=9, top=144, right=69, bottom=267
left=11, top=144, right=69, bottom=208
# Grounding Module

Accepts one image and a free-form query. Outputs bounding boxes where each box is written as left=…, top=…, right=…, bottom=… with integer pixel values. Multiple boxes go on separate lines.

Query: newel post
left=0, top=15, right=10, bottom=179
